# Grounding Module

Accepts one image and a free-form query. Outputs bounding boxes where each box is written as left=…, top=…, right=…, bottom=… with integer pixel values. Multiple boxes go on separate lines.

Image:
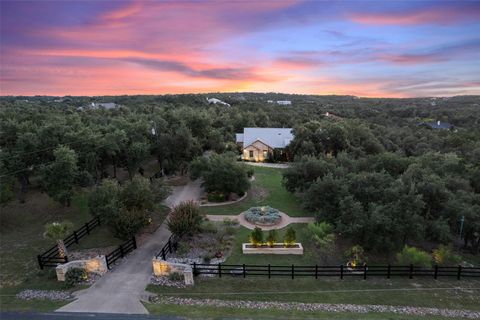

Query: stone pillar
left=55, top=255, right=108, bottom=281
left=152, top=257, right=194, bottom=286
left=183, top=267, right=194, bottom=286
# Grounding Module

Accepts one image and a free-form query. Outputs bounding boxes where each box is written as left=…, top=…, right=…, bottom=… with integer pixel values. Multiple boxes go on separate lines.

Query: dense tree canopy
left=1, top=93, right=479, bottom=253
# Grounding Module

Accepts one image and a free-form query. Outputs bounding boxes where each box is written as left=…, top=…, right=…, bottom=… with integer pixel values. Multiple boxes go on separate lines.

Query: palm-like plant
left=44, top=221, right=73, bottom=258
left=308, top=222, right=335, bottom=247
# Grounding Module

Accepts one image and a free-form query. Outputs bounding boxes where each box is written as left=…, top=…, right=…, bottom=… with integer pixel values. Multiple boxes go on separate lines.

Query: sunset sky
left=1, top=0, right=479, bottom=97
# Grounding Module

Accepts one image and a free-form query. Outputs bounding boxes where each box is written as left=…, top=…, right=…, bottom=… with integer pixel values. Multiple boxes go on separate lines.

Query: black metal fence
left=191, top=263, right=480, bottom=280
left=105, top=236, right=137, bottom=269
left=37, top=216, right=102, bottom=269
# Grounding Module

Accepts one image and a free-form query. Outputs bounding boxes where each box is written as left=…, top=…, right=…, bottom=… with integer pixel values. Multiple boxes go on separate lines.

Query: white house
left=236, top=127, right=293, bottom=162
left=207, top=97, right=231, bottom=107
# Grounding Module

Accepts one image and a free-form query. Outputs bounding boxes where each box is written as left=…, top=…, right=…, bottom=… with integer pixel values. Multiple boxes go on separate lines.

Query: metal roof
left=240, top=127, right=293, bottom=148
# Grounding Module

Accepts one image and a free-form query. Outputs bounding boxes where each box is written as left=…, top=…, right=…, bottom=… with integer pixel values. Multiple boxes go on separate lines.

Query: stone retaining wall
left=56, top=255, right=108, bottom=281
left=152, top=257, right=194, bottom=285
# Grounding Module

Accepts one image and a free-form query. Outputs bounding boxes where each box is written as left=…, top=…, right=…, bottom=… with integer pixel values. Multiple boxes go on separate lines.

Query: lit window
left=249, top=150, right=254, bottom=158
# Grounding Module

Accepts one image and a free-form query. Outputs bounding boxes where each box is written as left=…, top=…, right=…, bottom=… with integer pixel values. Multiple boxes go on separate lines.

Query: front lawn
left=1, top=191, right=95, bottom=287
left=144, top=303, right=456, bottom=320
left=146, top=277, right=480, bottom=311
left=201, top=166, right=311, bottom=217
left=225, top=224, right=342, bottom=265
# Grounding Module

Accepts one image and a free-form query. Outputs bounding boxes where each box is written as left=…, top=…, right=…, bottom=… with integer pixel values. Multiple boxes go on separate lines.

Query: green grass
left=144, top=303, right=455, bottom=319
left=0, top=189, right=126, bottom=312
left=225, top=224, right=341, bottom=265
left=0, top=270, right=85, bottom=312
left=147, top=277, right=480, bottom=311
left=201, top=166, right=311, bottom=217
left=0, top=192, right=95, bottom=287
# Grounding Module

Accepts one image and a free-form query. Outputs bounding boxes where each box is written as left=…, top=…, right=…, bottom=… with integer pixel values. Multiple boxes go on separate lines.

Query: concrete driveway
left=56, top=180, right=203, bottom=314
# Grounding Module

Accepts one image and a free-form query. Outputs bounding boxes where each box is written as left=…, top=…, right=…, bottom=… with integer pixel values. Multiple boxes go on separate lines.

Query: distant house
left=276, top=100, right=292, bottom=105
left=90, top=102, right=118, bottom=110
left=418, top=120, right=454, bottom=130
left=324, top=112, right=343, bottom=120
left=236, top=127, right=293, bottom=162
left=207, top=97, right=231, bottom=107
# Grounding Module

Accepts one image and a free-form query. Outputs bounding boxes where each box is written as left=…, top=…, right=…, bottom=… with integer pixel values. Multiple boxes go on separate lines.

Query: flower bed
left=244, top=206, right=281, bottom=226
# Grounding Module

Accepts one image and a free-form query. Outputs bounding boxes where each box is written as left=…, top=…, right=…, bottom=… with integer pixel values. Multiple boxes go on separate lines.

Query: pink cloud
left=349, top=6, right=480, bottom=25
left=376, top=53, right=444, bottom=64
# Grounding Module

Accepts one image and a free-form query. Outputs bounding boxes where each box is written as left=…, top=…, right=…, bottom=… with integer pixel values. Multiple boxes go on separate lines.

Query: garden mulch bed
left=169, top=221, right=240, bottom=263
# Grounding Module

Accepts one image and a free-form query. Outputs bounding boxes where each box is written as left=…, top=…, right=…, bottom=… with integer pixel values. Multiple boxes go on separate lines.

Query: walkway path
left=243, top=162, right=290, bottom=169
left=56, top=180, right=203, bottom=314
left=206, top=211, right=314, bottom=230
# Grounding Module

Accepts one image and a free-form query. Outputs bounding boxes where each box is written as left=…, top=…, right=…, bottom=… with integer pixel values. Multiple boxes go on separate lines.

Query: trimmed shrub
left=345, top=245, right=367, bottom=267
left=168, top=272, right=184, bottom=281
left=207, top=192, right=226, bottom=202
left=223, top=219, right=239, bottom=227
left=266, top=230, right=278, bottom=247
left=284, top=226, right=296, bottom=246
left=246, top=168, right=254, bottom=178
left=200, top=221, right=218, bottom=234
left=432, top=244, right=462, bottom=266
left=244, top=206, right=281, bottom=225
left=167, top=201, right=203, bottom=236
left=249, top=227, right=263, bottom=247
left=396, top=245, right=432, bottom=268
left=113, top=207, right=149, bottom=240
left=308, top=222, right=335, bottom=247
left=64, top=268, right=87, bottom=288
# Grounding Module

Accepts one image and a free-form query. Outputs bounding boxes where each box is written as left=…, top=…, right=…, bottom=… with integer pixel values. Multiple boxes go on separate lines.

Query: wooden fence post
left=243, top=264, right=246, bottom=278
left=168, top=240, right=172, bottom=253
left=363, top=264, right=367, bottom=280
left=387, top=264, right=391, bottom=279
left=65, top=255, right=69, bottom=263
left=457, top=265, right=462, bottom=280
left=132, top=236, right=137, bottom=250
left=120, top=244, right=124, bottom=258
left=85, top=222, right=90, bottom=235
left=315, top=265, right=318, bottom=279
left=291, top=264, right=294, bottom=279
left=73, top=231, right=79, bottom=244
left=434, top=265, right=438, bottom=280
left=409, top=264, right=413, bottom=279
left=218, top=263, right=222, bottom=278
left=193, top=262, right=197, bottom=276
left=37, top=255, right=43, bottom=270
left=268, top=264, right=271, bottom=279
left=340, top=265, right=344, bottom=279
left=161, top=250, right=166, bottom=260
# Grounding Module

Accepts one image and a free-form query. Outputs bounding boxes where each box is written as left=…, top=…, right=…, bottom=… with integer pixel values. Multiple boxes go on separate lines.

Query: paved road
left=56, top=180, right=203, bottom=314
left=2, top=312, right=180, bottom=320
